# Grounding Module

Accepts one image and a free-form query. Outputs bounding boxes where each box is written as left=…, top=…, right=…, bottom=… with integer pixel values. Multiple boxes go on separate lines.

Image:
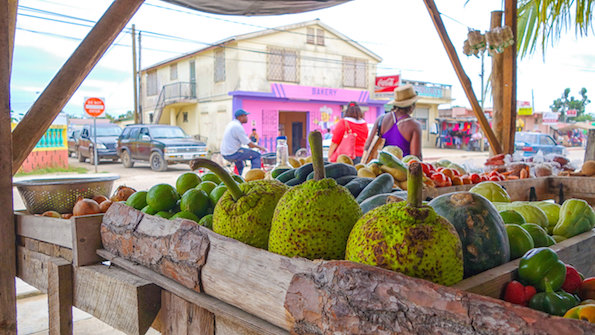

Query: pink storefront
left=230, top=83, right=387, bottom=154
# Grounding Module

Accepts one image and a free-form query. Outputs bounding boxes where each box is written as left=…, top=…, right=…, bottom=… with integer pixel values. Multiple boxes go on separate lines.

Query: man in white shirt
left=221, top=109, right=267, bottom=175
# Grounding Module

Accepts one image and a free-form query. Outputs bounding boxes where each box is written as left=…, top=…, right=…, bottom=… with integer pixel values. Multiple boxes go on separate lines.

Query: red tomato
left=451, top=169, right=461, bottom=176
left=469, top=173, right=481, bottom=184
left=461, top=176, right=472, bottom=185
left=489, top=170, right=501, bottom=178
left=480, top=175, right=488, bottom=182
left=442, top=168, right=455, bottom=179
left=489, top=176, right=500, bottom=182
left=451, top=176, right=463, bottom=185
left=421, top=163, right=433, bottom=176
left=431, top=172, right=448, bottom=187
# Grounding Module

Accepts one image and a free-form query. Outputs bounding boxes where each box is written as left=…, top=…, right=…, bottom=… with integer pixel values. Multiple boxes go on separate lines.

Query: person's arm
left=409, top=124, right=422, bottom=160
left=248, top=141, right=266, bottom=152
left=327, top=142, right=338, bottom=159
left=363, top=116, right=381, bottom=151
left=328, top=121, right=346, bottom=159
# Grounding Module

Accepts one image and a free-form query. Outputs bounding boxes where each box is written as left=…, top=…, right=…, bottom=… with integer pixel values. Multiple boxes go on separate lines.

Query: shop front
left=230, top=83, right=387, bottom=154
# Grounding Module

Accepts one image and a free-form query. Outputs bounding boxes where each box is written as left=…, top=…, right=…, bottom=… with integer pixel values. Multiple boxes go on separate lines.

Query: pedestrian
left=328, top=101, right=369, bottom=164
left=249, top=128, right=259, bottom=143
left=220, top=109, right=267, bottom=176
left=364, top=84, right=422, bottom=159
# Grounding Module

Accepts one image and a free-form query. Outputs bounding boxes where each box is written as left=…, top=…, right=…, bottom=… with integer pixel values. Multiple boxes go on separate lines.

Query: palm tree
left=517, top=0, right=594, bottom=58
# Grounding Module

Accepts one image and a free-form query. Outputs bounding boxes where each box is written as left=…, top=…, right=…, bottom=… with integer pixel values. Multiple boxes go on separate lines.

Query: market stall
left=3, top=0, right=594, bottom=334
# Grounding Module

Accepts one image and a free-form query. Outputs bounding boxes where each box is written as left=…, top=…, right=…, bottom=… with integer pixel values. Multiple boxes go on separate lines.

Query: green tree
left=550, top=87, right=590, bottom=121
left=518, top=0, right=593, bottom=58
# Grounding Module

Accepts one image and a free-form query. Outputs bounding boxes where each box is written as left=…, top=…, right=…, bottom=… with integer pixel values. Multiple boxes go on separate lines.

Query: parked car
left=514, top=132, right=567, bottom=156
left=77, top=124, right=122, bottom=164
left=117, top=124, right=208, bottom=172
left=67, top=127, right=82, bottom=157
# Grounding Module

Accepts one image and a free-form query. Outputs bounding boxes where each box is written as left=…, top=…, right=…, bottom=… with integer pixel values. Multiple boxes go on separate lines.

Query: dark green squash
left=429, top=191, right=510, bottom=278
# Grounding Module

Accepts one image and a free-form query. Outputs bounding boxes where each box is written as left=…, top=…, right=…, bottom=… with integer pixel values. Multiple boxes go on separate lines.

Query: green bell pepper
left=518, top=247, right=566, bottom=292
left=529, top=282, right=579, bottom=316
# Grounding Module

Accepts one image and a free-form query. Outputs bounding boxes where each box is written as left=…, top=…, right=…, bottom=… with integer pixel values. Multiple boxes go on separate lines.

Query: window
left=342, top=57, right=367, bottom=88
left=307, top=27, right=325, bottom=45
left=146, top=71, right=158, bottom=96
left=129, top=127, right=140, bottom=140
left=267, top=47, right=298, bottom=82
left=169, top=64, right=178, bottom=80
left=214, top=49, right=226, bottom=82
left=183, top=112, right=188, bottom=123
left=540, top=135, right=556, bottom=145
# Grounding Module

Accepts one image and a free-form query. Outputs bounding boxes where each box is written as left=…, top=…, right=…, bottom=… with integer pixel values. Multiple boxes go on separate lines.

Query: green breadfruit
left=268, top=178, right=362, bottom=260
left=213, top=180, right=288, bottom=249
left=345, top=201, right=463, bottom=286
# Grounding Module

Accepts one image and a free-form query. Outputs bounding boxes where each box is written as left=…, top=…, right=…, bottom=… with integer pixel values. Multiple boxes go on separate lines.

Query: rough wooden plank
left=97, top=249, right=289, bottom=335
left=548, top=176, right=595, bottom=204
left=201, top=229, right=316, bottom=331
left=101, top=202, right=209, bottom=291
left=586, top=129, right=595, bottom=161
left=161, top=291, right=214, bottom=335
left=73, top=265, right=160, bottom=335
left=11, top=0, right=145, bottom=173
left=422, top=0, right=502, bottom=154
left=490, top=11, right=504, bottom=150
left=17, top=246, right=50, bottom=293
left=454, top=229, right=594, bottom=298
left=16, top=213, right=73, bottom=248
left=1, top=2, right=17, bottom=328
left=71, top=215, right=104, bottom=267
left=502, top=0, right=518, bottom=154
left=216, top=316, right=262, bottom=335
left=286, top=260, right=594, bottom=334
left=48, top=258, right=73, bottom=335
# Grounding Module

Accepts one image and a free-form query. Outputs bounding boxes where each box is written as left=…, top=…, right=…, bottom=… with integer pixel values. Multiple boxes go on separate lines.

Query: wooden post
left=422, top=0, right=502, bottom=154
left=48, top=258, right=73, bottom=335
left=490, top=11, right=504, bottom=154
left=0, top=1, right=17, bottom=333
left=160, top=291, right=215, bottom=335
left=11, top=0, right=145, bottom=174
left=586, top=129, right=595, bottom=162
left=502, top=0, right=518, bottom=153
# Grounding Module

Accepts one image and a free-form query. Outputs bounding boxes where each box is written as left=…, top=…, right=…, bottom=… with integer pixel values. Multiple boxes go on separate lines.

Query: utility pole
left=138, top=31, right=143, bottom=124
left=131, top=24, right=138, bottom=123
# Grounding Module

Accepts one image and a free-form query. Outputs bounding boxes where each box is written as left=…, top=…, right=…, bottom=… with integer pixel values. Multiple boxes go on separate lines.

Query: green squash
left=553, top=199, right=595, bottom=238
left=429, top=191, right=510, bottom=278
left=469, top=181, right=511, bottom=202
left=493, top=202, right=549, bottom=229
left=505, top=224, right=534, bottom=259
left=533, top=201, right=561, bottom=234
left=499, top=210, right=526, bottom=225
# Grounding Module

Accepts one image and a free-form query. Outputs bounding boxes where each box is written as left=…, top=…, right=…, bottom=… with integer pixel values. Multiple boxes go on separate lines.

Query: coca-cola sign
left=375, top=75, right=400, bottom=93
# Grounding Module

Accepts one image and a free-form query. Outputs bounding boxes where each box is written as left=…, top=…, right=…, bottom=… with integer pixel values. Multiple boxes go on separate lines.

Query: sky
left=10, top=0, right=595, bottom=120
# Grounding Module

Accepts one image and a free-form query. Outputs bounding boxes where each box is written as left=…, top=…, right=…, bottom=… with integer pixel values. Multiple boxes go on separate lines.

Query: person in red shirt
left=328, top=101, right=369, bottom=164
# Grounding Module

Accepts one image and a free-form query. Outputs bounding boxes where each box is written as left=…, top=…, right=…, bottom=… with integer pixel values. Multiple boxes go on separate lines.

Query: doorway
left=278, top=111, right=308, bottom=155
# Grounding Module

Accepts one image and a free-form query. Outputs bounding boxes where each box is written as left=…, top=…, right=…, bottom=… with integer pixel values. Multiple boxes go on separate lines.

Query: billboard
left=375, top=75, right=400, bottom=93
left=517, top=100, right=533, bottom=115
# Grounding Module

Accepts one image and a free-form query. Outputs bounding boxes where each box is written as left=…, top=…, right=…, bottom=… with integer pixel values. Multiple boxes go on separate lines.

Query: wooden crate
left=100, top=202, right=595, bottom=334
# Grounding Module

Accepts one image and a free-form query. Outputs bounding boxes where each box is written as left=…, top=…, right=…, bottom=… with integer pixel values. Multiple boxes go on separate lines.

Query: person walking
left=328, top=101, right=369, bottom=164
left=364, top=84, right=422, bottom=159
left=221, top=109, right=266, bottom=175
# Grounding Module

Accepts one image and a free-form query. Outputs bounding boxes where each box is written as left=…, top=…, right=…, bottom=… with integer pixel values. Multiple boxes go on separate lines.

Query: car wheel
left=77, top=149, right=85, bottom=162
left=150, top=152, right=168, bottom=172
left=121, top=150, right=134, bottom=168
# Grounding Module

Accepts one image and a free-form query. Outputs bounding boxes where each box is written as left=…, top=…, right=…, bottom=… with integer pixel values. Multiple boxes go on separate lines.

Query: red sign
left=375, top=75, right=400, bottom=93
left=84, top=97, right=105, bottom=117
left=567, top=109, right=577, bottom=117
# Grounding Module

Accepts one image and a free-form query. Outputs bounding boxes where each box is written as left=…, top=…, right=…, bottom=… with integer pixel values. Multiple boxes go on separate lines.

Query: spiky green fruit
left=268, top=178, right=362, bottom=260
left=213, top=180, right=288, bottom=249
left=345, top=201, right=463, bottom=286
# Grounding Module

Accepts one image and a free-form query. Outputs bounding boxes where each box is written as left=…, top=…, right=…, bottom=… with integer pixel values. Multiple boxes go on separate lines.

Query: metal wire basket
left=14, top=175, right=120, bottom=214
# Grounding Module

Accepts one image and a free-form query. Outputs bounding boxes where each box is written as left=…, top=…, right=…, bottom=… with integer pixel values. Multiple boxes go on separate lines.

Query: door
left=136, top=127, right=152, bottom=160
left=291, top=122, right=303, bottom=154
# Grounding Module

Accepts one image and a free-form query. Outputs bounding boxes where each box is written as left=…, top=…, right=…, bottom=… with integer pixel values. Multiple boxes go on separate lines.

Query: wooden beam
left=423, top=0, right=502, bottom=154
left=48, top=258, right=73, bottom=335
left=160, top=291, right=215, bottom=335
left=502, top=0, right=518, bottom=153
left=97, top=249, right=289, bottom=335
left=586, top=129, right=595, bottom=161
left=11, top=0, right=145, bottom=174
left=0, top=1, right=17, bottom=332
left=490, top=11, right=504, bottom=153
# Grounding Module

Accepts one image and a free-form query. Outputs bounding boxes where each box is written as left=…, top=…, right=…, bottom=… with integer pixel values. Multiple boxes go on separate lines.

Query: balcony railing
left=153, top=82, right=196, bottom=123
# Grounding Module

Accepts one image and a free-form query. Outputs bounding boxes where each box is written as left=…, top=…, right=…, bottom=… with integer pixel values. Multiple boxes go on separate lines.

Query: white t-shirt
left=221, top=119, right=251, bottom=156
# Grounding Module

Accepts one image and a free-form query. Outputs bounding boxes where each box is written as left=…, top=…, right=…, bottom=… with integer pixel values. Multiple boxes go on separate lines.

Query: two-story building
left=139, top=19, right=387, bottom=154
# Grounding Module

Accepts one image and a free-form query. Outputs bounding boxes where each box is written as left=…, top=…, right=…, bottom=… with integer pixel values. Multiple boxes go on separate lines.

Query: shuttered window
left=147, top=71, right=158, bottom=96
left=214, top=49, right=226, bottom=82
left=267, top=47, right=298, bottom=83
left=342, top=57, right=367, bottom=88
left=169, top=64, right=178, bottom=80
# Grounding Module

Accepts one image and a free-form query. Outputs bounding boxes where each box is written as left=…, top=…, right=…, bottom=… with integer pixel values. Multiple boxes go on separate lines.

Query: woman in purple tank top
left=364, top=84, right=423, bottom=159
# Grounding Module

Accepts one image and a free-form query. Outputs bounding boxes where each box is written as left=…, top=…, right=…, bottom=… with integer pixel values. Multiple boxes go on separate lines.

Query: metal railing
left=153, top=82, right=196, bottom=123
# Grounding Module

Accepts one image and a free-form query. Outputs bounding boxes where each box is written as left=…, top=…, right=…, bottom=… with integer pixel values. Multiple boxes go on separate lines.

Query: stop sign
left=84, top=97, right=105, bottom=117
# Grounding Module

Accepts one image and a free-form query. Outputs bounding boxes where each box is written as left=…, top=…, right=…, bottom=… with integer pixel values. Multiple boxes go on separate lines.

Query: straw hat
left=389, top=84, right=419, bottom=107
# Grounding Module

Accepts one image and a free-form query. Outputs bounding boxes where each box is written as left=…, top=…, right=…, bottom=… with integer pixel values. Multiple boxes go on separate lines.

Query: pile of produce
left=502, top=247, right=594, bottom=323
left=35, top=187, right=132, bottom=219
left=484, top=153, right=579, bottom=179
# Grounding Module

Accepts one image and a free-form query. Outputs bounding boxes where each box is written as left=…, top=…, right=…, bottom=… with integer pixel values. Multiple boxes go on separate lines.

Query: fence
left=12, top=124, right=69, bottom=172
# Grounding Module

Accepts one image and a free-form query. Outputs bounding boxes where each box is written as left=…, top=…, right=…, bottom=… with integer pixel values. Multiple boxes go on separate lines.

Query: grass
left=15, top=166, right=88, bottom=177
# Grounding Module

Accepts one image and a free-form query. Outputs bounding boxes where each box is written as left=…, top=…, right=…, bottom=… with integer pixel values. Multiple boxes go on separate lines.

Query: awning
left=550, top=122, right=595, bottom=132
left=163, top=0, right=350, bottom=15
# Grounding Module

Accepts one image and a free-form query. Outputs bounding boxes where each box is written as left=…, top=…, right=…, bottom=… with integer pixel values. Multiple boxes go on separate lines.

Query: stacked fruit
left=502, top=247, right=594, bottom=322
